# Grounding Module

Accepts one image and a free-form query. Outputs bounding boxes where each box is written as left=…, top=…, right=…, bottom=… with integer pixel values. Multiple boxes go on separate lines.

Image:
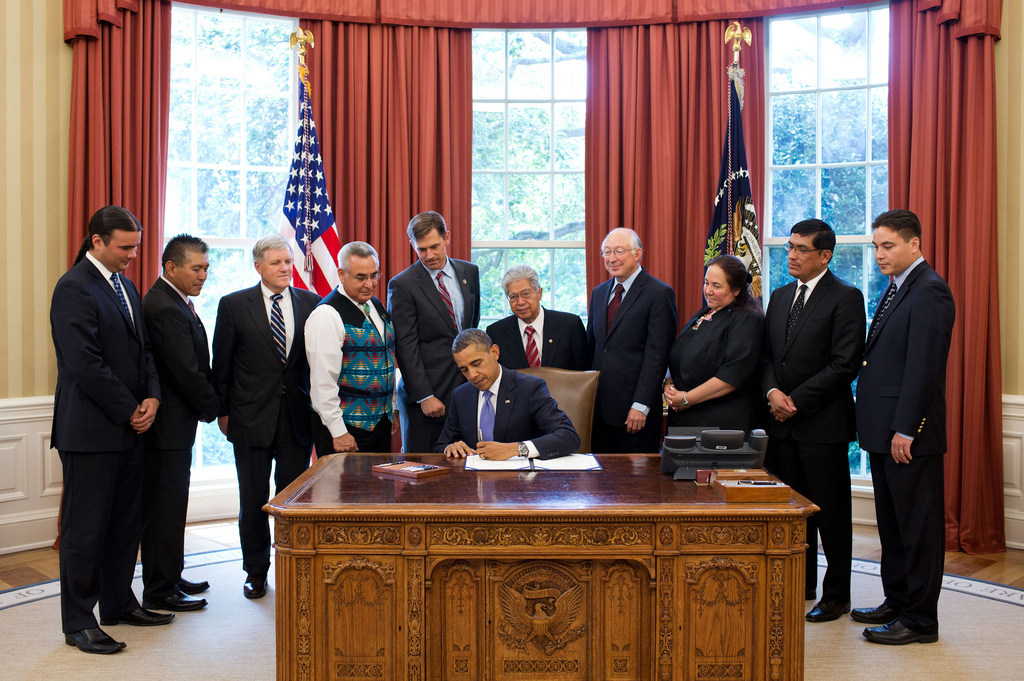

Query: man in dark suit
left=853, top=209, right=955, bottom=645
left=434, top=329, right=579, bottom=460
left=387, top=211, right=480, bottom=453
left=212, top=235, right=321, bottom=600
left=50, top=206, right=173, bottom=655
left=306, top=241, right=398, bottom=454
left=586, top=228, right=677, bottom=453
left=139, top=235, right=220, bottom=613
left=761, top=219, right=865, bottom=622
left=486, top=264, right=586, bottom=371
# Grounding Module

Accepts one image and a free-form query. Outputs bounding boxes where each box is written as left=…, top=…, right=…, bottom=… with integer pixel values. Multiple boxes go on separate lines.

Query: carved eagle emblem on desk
left=497, top=581, right=586, bottom=655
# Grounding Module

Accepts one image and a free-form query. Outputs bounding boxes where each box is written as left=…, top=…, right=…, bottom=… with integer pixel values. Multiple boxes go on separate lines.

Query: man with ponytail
left=50, top=206, right=171, bottom=654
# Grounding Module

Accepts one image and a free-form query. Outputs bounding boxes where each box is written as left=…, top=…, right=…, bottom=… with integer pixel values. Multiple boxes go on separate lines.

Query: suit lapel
left=155, top=277, right=205, bottom=338
left=784, top=271, right=832, bottom=352
left=501, top=321, right=529, bottom=368
left=866, top=262, right=929, bottom=351
left=453, top=259, right=477, bottom=330
left=770, top=281, right=795, bottom=356
left=541, top=310, right=560, bottom=366
left=244, top=284, right=278, bottom=356
left=414, top=263, right=458, bottom=329
left=493, top=370, right=516, bottom=442
left=607, top=269, right=646, bottom=338
left=592, top=279, right=611, bottom=342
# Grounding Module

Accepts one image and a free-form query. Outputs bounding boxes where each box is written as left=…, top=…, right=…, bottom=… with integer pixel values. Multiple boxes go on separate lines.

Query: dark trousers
left=590, top=409, right=663, bottom=453
left=765, top=437, right=852, bottom=601
left=58, top=444, right=143, bottom=632
left=141, top=447, right=192, bottom=600
left=400, top=408, right=446, bottom=454
left=314, top=413, right=393, bottom=455
left=233, top=403, right=311, bottom=578
left=869, top=451, right=945, bottom=634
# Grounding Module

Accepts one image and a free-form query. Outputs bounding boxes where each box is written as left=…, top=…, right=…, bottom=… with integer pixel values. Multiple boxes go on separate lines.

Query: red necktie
left=525, top=325, right=540, bottom=368
left=606, top=283, right=625, bottom=333
left=436, top=272, right=458, bottom=330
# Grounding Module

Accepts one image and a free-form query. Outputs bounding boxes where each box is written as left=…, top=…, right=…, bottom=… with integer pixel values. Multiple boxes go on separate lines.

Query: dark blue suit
left=50, top=256, right=161, bottom=633
left=487, top=308, right=587, bottom=371
left=586, top=268, right=677, bottom=452
left=856, top=260, right=955, bottom=634
left=432, top=369, right=580, bottom=458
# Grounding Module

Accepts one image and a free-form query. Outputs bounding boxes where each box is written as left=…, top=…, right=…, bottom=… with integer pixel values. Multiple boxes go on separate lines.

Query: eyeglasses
left=784, top=243, right=823, bottom=255
left=345, top=270, right=381, bottom=283
left=507, top=289, right=537, bottom=304
left=600, top=247, right=637, bottom=258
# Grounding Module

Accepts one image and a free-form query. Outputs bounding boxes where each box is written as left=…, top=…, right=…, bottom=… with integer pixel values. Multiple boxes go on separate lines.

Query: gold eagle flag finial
left=290, top=28, right=315, bottom=66
left=724, top=21, right=752, bottom=64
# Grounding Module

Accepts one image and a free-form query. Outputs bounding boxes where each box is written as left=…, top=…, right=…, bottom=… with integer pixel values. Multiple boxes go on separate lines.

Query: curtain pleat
left=889, top=0, right=1004, bottom=553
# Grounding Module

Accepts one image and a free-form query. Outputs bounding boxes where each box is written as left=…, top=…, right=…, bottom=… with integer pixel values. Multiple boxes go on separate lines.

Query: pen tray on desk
left=712, top=477, right=791, bottom=503
left=372, top=462, right=450, bottom=479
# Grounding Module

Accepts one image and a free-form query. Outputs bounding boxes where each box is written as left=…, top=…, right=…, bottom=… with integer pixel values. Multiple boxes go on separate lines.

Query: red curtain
left=586, top=21, right=765, bottom=318
left=889, top=0, right=1003, bottom=553
left=66, top=0, right=171, bottom=290
left=299, top=20, right=473, bottom=277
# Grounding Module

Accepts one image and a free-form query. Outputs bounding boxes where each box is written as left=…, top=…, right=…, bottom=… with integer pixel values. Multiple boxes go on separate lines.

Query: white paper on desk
left=463, top=456, right=531, bottom=471
left=532, top=454, right=602, bottom=471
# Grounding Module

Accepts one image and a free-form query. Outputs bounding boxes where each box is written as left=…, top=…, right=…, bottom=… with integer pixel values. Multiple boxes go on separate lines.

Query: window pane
left=472, top=173, right=505, bottom=240
left=247, top=95, right=290, bottom=166
left=168, top=87, right=193, bottom=163
left=197, top=91, right=242, bottom=165
left=508, top=104, right=551, bottom=170
left=473, top=31, right=505, bottom=99
left=554, top=174, right=585, bottom=240
left=771, top=93, right=816, bottom=165
left=830, top=243, right=887, bottom=299
left=508, top=32, right=552, bottom=100
left=870, top=87, right=888, bottom=161
left=165, top=166, right=193, bottom=234
left=197, top=168, right=242, bottom=237
left=551, top=248, right=587, bottom=317
left=508, top=174, right=550, bottom=239
left=473, top=104, right=505, bottom=170
left=246, top=171, right=288, bottom=236
left=246, top=20, right=291, bottom=94
left=171, top=11, right=194, bottom=86
left=871, top=165, right=888, bottom=219
left=770, top=17, right=817, bottom=91
left=554, top=103, right=585, bottom=171
left=471, top=248, right=508, bottom=321
left=820, top=12, right=867, bottom=87
left=822, top=90, right=866, bottom=163
left=869, top=8, right=889, bottom=85
left=771, top=168, right=815, bottom=234
left=197, top=13, right=243, bottom=90
left=766, top=245, right=789, bottom=296
left=552, top=31, right=587, bottom=100
left=202, top=247, right=253, bottom=317
left=822, top=166, right=866, bottom=235
left=195, top=420, right=236, bottom=474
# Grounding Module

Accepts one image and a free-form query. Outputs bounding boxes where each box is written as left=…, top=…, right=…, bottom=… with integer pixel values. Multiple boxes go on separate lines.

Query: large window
left=166, top=5, right=297, bottom=476
left=471, top=30, right=588, bottom=324
left=765, top=6, right=889, bottom=478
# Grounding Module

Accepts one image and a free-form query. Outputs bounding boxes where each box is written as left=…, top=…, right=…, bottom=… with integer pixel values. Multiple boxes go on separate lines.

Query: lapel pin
left=505, top=399, right=511, bottom=404
left=548, top=339, right=553, bottom=343
left=462, top=278, right=467, bottom=285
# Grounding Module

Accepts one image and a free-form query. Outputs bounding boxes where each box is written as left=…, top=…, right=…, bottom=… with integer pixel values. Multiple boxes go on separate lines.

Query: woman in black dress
left=662, top=255, right=765, bottom=434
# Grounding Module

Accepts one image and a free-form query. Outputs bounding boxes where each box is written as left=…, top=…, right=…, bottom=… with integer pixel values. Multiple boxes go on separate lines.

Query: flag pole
left=290, top=29, right=316, bottom=282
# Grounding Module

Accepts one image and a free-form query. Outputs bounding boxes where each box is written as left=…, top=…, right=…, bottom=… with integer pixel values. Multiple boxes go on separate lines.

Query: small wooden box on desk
left=710, top=470, right=792, bottom=503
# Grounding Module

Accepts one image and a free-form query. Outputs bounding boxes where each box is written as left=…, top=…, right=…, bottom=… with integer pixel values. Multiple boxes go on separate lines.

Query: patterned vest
left=317, top=290, right=396, bottom=431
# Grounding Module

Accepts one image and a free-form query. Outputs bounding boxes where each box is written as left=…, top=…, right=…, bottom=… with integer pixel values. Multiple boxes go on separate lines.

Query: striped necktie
left=867, top=281, right=897, bottom=344
left=436, top=272, right=458, bottom=330
left=525, top=326, right=540, bottom=368
left=271, top=293, right=286, bottom=362
left=110, top=273, right=134, bottom=327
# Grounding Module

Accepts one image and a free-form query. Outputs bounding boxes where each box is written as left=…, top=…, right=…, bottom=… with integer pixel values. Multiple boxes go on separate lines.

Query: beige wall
left=997, top=0, right=1024, bottom=396
left=1, top=0, right=70, bottom=400
left=1, top=1, right=1022, bottom=400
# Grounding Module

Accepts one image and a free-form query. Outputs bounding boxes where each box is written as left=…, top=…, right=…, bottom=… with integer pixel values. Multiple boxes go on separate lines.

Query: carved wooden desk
left=266, top=454, right=816, bottom=681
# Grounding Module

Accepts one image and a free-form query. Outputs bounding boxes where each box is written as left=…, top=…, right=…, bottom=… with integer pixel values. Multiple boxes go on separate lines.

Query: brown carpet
left=1, top=554, right=1022, bottom=680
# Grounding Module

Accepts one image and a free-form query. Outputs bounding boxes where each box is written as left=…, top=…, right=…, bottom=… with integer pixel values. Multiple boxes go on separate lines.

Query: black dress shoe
left=863, top=620, right=938, bottom=645
left=65, top=627, right=126, bottom=654
left=100, top=607, right=175, bottom=626
left=177, top=578, right=210, bottom=595
left=244, top=575, right=268, bottom=599
left=851, top=603, right=899, bottom=624
left=805, top=600, right=851, bottom=622
left=142, top=590, right=208, bottom=612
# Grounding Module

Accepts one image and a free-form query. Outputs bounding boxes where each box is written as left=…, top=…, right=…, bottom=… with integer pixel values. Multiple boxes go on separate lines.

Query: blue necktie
left=271, top=293, right=286, bottom=362
left=479, top=390, right=494, bottom=442
left=110, top=273, right=134, bottom=327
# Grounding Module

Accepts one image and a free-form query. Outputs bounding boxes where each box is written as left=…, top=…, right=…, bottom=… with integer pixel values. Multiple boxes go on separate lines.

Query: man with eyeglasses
left=486, top=264, right=587, bottom=371
left=587, top=227, right=677, bottom=453
left=306, top=241, right=398, bottom=454
left=761, top=219, right=865, bottom=623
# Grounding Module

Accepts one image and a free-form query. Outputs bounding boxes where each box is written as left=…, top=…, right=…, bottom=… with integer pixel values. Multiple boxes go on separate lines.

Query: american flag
left=280, top=63, right=340, bottom=296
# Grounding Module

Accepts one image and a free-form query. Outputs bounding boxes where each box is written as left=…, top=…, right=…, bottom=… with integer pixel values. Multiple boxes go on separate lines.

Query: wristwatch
left=517, top=442, right=529, bottom=458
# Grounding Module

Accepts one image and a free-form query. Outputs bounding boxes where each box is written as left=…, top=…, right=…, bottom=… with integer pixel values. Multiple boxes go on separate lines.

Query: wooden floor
left=2, top=521, right=1023, bottom=592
